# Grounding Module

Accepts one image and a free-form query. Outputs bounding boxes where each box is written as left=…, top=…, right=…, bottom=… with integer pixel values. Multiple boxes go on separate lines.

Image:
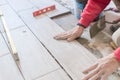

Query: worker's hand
left=54, top=26, right=84, bottom=41
left=82, top=53, right=120, bottom=80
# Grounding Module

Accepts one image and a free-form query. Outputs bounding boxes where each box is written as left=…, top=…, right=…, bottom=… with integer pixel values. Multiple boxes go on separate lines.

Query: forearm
left=78, top=0, right=111, bottom=27
left=114, top=47, right=120, bottom=62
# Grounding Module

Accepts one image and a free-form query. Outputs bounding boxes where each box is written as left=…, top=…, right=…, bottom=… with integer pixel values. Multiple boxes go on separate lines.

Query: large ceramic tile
left=0, top=54, right=24, bottom=80
left=6, top=0, right=33, bottom=12
left=0, top=5, right=24, bottom=30
left=18, top=8, right=120, bottom=80
left=36, top=69, right=70, bottom=80
left=0, top=0, right=7, bottom=5
left=10, top=26, right=59, bottom=80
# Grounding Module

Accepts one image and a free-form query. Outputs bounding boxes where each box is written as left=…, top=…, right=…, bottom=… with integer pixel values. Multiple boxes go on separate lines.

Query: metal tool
left=90, top=16, right=106, bottom=38
left=0, top=8, right=25, bottom=80
left=0, top=8, right=19, bottom=62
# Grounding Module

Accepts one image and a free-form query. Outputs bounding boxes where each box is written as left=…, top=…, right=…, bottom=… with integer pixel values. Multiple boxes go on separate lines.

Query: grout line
left=17, top=10, right=73, bottom=80
left=5, top=0, right=34, bottom=13
left=9, top=25, right=25, bottom=31
left=5, top=2, right=73, bottom=79
left=0, top=3, right=8, bottom=6
left=50, top=12, right=71, bottom=19
left=39, top=42, right=74, bottom=80
left=33, top=68, right=60, bottom=80
left=0, top=52, right=9, bottom=58
left=0, top=30, right=11, bottom=54
left=0, top=25, right=26, bottom=33
left=16, top=7, right=35, bottom=13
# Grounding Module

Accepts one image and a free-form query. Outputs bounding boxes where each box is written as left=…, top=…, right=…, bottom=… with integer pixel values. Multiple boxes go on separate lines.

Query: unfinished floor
left=0, top=0, right=120, bottom=80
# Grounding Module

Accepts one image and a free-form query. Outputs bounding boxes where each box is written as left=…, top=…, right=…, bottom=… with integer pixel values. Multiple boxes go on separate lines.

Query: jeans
left=74, top=0, right=102, bottom=20
left=74, top=1, right=87, bottom=19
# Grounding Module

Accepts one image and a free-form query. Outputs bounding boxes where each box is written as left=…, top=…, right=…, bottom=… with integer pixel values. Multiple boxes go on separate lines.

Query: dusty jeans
left=74, top=0, right=87, bottom=19
left=74, top=0, right=102, bottom=21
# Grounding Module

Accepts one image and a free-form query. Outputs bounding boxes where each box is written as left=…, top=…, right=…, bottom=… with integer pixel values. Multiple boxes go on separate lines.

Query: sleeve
left=78, top=0, right=111, bottom=27
left=114, top=47, right=120, bottom=62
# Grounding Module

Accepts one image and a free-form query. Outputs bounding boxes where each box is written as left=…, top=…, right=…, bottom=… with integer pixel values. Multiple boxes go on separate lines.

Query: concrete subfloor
left=53, top=0, right=120, bottom=59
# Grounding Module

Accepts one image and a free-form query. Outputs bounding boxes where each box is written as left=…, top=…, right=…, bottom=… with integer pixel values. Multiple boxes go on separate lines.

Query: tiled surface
left=0, top=0, right=120, bottom=80
left=36, top=69, right=71, bottom=80
left=0, top=1, right=70, bottom=79
left=10, top=26, right=60, bottom=80
left=18, top=8, right=97, bottom=80
left=0, top=5, right=24, bottom=30
left=0, top=54, right=24, bottom=80
left=0, top=34, right=9, bottom=57
left=6, top=0, right=33, bottom=12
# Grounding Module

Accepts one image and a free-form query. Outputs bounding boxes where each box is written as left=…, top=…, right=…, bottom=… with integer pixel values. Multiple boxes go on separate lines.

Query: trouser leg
left=74, top=1, right=85, bottom=19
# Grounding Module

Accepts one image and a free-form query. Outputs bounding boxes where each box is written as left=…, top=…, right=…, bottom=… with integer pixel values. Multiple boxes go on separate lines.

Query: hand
left=54, top=26, right=84, bottom=41
left=82, top=54, right=120, bottom=80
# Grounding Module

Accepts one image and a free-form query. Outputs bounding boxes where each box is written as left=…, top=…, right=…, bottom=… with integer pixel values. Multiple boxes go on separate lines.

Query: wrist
left=76, top=25, right=84, bottom=31
left=77, top=23, right=86, bottom=29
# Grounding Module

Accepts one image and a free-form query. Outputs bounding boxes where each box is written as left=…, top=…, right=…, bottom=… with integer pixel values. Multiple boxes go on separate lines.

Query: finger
left=67, top=34, right=79, bottom=41
left=101, top=73, right=108, bottom=80
left=54, top=33, right=66, bottom=40
left=89, top=70, right=103, bottom=80
left=82, top=63, right=98, bottom=74
left=54, top=32, right=70, bottom=40
left=67, top=31, right=83, bottom=41
left=82, top=66, right=100, bottom=80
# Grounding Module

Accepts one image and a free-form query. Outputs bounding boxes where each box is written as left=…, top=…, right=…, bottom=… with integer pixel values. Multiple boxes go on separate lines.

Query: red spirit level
left=33, top=5, right=56, bottom=17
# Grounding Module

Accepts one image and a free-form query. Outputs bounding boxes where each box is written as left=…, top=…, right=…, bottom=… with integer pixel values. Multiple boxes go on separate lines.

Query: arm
left=54, top=0, right=111, bottom=41
left=79, top=0, right=111, bottom=27
left=82, top=53, right=120, bottom=80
